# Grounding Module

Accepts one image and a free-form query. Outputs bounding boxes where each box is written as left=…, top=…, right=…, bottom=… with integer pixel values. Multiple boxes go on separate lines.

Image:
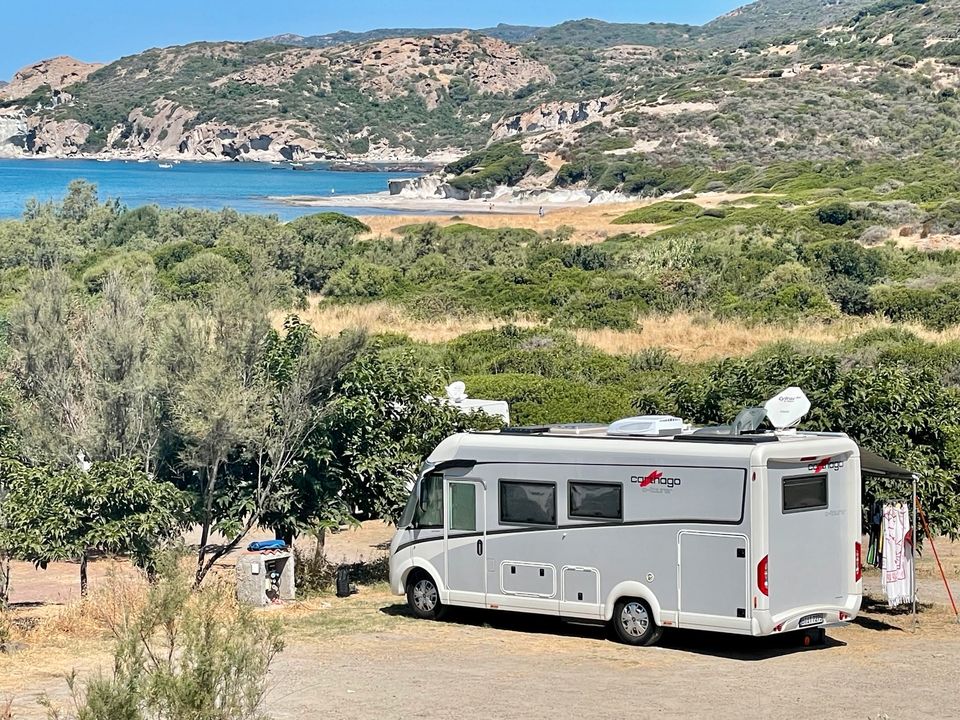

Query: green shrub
left=152, top=240, right=202, bottom=270
left=166, top=251, right=240, bottom=298
left=445, top=143, right=535, bottom=194
left=324, top=258, right=398, bottom=298
left=82, top=251, right=155, bottom=294
left=58, top=557, right=283, bottom=720
left=289, top=212, right=370, bottom=239
left=110, top=206, right=160, bottom=246
left=459, top=373, right=637, bottom=425
left=612, top=201, right=703, bottom=225
left=817, top=202, right=856, bottom=226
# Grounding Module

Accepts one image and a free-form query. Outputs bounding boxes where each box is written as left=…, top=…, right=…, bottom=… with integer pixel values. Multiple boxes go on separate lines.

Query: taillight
left=758, top=555, right=769, bottom=596
left=855, top=542, right=862, bottom=582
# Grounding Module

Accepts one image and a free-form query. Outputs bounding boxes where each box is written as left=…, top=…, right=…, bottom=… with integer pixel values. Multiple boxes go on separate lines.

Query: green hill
left=2, top=0, right=958, bottom=188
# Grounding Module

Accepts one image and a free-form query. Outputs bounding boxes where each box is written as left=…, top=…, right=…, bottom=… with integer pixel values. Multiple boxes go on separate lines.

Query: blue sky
left=1, top=0, right=744, bottom=80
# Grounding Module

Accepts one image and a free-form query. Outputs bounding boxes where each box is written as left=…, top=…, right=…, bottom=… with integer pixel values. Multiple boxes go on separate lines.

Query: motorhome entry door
left=444, top=479, right=486, bottom=608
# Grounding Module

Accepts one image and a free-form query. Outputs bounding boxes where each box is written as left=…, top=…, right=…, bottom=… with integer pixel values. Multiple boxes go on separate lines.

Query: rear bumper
left=753, top=594, right=862, bottom=635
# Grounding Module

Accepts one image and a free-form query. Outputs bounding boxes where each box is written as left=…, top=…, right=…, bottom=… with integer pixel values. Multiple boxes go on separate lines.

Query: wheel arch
left=604, top=581, right=662, bottom=624
left=398, top=558, right=446, bottom=597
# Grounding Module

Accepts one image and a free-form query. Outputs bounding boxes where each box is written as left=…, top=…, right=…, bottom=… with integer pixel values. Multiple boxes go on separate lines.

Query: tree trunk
left=79, top=551, right=89, bottom=598
left=313, top=528, right=326, bottom=563
left=194, top=463, right=219, bottom=588
left=0, top=553, right=10, bottom=609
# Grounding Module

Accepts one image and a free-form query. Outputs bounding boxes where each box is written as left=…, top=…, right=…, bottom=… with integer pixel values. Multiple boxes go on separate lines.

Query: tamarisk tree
left=171, top=292, right=365, bottom=586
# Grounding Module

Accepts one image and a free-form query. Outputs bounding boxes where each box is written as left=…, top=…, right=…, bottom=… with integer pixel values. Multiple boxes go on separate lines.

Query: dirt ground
left=3, top=524, right=959, bottom=720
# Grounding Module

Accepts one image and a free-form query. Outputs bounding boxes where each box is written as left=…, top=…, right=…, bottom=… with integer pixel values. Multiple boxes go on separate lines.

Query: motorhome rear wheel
left=611, top=598, right=663, bottom=646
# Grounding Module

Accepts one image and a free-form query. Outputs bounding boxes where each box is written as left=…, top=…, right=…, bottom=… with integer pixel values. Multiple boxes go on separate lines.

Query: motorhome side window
left=568, top=481, right=622, bottom=520
left=415, top=472, right=444, bottom=528
left=499, top=481, right=556, bottom=526
left=782, top=474, right=828, bottom=513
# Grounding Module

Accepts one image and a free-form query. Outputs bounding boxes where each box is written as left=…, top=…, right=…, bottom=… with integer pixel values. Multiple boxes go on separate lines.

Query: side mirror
left=418, top=480, right=428, bottom=512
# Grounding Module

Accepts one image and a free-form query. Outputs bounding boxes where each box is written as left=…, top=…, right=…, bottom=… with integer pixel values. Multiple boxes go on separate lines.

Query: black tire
left=406, top=571, right=444, bottom=620
left=611, top=597, right=663, bottom=646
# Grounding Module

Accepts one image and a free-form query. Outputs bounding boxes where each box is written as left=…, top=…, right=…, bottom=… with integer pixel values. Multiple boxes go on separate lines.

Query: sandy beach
left=284, top=190, right=759, bottom=244
left=269, top=191, right=611, bottom=215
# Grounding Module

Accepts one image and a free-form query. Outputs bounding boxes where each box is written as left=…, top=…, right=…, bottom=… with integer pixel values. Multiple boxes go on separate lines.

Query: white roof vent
left=764, top=387, right=811, bottom=430
left=608, top=415, right=684, bottom=437
left=446, top=381, right=467, bottom=403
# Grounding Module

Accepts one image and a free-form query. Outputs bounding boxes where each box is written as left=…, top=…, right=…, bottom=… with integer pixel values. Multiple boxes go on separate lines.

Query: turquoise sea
left=0, top=159, right=422, bottom=220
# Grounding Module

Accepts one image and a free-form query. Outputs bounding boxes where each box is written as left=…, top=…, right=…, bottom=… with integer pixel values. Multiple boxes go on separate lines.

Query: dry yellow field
left=277, top=298, right=960, bottom=362
left=358, top=192, right=758, bottom=245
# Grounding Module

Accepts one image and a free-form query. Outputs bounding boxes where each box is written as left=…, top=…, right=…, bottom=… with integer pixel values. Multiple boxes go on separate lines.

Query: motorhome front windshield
left=398, top=465, right=444, bottom=528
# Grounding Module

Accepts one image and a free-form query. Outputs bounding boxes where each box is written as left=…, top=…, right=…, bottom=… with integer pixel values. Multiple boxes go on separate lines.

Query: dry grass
left=280, top=299, right=960, bottom=362
left=576, top=314, right=960, bottom=362
left=276, top=298, right=539, bottom=343
left=358, top=192, right=761, bottom=245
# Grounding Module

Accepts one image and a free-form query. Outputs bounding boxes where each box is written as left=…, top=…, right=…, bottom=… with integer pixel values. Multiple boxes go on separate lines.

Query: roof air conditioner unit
left=607, top=415, right=684, bottom=437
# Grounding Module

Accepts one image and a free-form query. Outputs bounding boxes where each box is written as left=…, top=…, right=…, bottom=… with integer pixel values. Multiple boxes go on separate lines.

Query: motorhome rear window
left=782, top=474, right=828, bottom=513
left=568, top=481, right=622, bottom=520
left=499, top=481, right=556, bottom=526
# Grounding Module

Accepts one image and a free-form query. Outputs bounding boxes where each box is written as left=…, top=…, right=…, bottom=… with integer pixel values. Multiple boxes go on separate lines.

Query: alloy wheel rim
left=621, top=601, right=650, bottom=637
left=413, top=580, right=438, bottom=612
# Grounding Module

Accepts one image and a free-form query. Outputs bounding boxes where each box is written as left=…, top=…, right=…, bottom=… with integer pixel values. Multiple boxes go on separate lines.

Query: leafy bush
left=612, top=201, right=703, bottom=225
left=817, top=202, right=856, bottom=226
left=53, top=557, right=283, bottom=720
left=324, top=258, right=399, bottom=298
left=166, top=251, right=240, bottom=298
left=460, top=373, right=637, bottom=425
left=445, top=143, right=535, bottom=194
left=289, top=212, right=370, bottom=237
left=82, top=252, right=155, bottom=294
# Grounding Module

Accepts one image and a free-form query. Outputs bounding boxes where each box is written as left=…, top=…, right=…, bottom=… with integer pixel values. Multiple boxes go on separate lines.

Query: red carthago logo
left=639, top=470, right=662, bottom=487
left=630, top=470, right=681, bottom=488
left=807, top=457, right=844, bottom=473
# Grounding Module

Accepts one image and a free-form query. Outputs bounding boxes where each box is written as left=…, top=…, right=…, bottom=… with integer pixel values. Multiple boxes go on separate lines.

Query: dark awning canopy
left=861, top=449, right=916, bottom=480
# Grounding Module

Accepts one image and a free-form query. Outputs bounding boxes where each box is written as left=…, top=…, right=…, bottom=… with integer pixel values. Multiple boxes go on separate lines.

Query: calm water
left=0, top=159, right=422, bottom=220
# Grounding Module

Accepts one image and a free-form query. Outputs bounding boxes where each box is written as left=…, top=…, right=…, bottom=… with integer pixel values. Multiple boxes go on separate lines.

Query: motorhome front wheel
left=406, top=571, right=445, bottom=620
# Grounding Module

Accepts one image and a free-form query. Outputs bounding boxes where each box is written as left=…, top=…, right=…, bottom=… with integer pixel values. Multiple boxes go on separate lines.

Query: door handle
left=477, top=539, right=484, bottom=556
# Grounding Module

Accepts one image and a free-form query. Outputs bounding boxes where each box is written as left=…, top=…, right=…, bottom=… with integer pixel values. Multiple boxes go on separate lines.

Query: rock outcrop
left=334, top=32, right=555, bottom=109
left=491, top=97, right=617, bottom=140
left=0, top=56, right=103, bottom=101
left=27, top=117, right=92, bottom=155
left=388, top=175, right=472, bottom=200
left=210, top=48, right=329, bottom=87
left=110, top=100, right=334, bottom=161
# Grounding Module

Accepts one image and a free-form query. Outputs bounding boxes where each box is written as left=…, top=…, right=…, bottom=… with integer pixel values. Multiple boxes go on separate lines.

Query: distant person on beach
left=538, top=206, right=544, bottom=219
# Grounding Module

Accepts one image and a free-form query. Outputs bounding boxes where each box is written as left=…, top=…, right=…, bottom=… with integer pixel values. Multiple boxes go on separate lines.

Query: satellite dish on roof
left=764, top=387, right=811, bottom=430
left=446, top=381, right=467, bottom=403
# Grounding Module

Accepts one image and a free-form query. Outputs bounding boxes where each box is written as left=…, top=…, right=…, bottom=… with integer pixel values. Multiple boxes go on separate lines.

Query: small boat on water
left=137, top=158, right=150, bottom=163
left=158, top=163, right=173, bottom=169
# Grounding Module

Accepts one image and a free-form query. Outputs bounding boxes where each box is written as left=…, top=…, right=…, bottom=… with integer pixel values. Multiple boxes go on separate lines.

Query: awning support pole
left=912, top=475, right=917, bottom=632
left=917, top=502, right=960, bottom=624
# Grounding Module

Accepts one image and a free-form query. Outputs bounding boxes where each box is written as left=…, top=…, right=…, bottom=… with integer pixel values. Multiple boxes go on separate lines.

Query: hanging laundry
left=881, top=503, right=914, bottom=608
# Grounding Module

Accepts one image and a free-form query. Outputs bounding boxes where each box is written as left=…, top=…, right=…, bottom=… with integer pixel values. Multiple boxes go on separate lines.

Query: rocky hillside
left=0, top=0, right=957, bottom=183
left=0, top=56, right=103, bottom=102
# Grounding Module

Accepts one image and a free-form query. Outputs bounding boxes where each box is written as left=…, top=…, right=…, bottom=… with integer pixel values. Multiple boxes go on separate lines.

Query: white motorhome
left=389, top=389, right=864, bottom=646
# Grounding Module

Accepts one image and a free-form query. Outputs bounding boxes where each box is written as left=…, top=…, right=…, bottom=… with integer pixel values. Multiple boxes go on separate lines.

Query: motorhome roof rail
left=499, top=426, right=552, bottom=435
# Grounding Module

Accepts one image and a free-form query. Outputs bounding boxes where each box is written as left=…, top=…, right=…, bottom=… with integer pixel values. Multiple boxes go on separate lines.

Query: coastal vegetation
left=2, top=181, right=960, bottom=563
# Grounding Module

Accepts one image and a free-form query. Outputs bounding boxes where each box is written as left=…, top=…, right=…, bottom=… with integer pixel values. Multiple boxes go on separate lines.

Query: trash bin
left=336, top=566, right=351, bottom=598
